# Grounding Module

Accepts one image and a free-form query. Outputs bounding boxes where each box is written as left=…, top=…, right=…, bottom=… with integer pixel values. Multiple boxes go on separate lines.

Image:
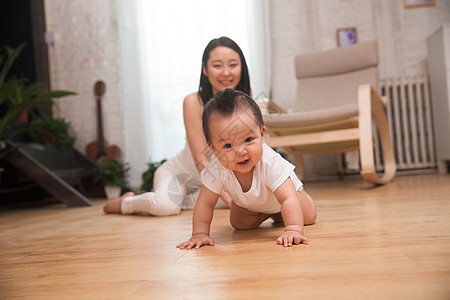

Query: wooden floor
left=1, top=173, right=449, bottom=299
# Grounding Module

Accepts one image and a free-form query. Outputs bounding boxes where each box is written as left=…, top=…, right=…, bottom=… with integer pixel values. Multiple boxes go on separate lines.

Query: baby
left=177, top=89, right=316, bottom=249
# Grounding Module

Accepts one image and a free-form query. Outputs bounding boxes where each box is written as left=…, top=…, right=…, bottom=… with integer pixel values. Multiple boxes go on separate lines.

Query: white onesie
left=201, top=143, right=303, bottom=214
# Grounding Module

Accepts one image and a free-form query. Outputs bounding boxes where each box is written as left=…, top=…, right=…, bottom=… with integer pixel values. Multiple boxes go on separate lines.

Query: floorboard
left=1, top=173, right=449, bottom=299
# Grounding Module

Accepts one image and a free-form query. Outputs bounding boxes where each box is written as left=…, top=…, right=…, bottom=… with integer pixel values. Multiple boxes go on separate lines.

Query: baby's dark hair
left=202, top=88, right=264, bottom=144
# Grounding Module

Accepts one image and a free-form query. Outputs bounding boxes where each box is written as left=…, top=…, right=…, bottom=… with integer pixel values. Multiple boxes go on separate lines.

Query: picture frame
left=336, top=27, right=357, bottom=47
left=404, top=0, right=436, bottom=8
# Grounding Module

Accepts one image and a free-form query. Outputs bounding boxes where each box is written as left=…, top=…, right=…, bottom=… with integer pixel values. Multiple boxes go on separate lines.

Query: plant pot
left=104, top=185, right=121, bottom=199
left=16, top=109, right=29, bottom=123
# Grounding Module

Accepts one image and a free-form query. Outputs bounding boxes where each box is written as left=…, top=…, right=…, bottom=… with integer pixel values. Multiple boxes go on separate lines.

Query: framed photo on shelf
left=404, top=0, right=436, bottom=8
left=336, top=27, right=357, bottom=47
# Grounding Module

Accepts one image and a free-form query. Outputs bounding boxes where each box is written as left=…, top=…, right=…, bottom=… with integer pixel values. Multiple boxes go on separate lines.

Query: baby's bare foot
left=103, top=191, right=135, bottom=214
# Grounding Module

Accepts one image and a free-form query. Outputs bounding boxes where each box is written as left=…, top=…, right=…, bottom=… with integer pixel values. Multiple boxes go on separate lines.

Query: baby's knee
left=304, top=210, right=317, bottom=226
left=300, top=191, right=317, bottom=225
left=230, top=216, right=260, bottom=230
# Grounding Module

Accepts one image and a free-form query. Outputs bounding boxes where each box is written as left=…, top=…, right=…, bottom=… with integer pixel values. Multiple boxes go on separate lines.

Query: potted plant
left=140, top=158, right=166, bottom=192
left=94, top=159, right=130, bottom=199
left=0, top=44, right=76, bottom=159
left=29, top=117, right=76, bottom=149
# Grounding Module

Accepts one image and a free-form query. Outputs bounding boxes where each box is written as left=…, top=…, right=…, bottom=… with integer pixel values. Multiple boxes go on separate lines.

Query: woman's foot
left=103, top=191, right=135, bottom=214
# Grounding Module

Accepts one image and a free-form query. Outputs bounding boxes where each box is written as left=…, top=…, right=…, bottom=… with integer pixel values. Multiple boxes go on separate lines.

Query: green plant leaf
left=140, top=159, right=167, bottom=192
left=29, top=117, right=76, bottom=148
left=0, top=43, right=26, bottom=87
left=93, top=159, right=130, bottom=188
left=0, top=44, right=78, bottom=158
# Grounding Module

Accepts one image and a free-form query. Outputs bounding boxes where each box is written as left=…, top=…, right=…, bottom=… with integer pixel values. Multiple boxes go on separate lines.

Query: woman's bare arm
left=183, top=93, right=209, bottom=173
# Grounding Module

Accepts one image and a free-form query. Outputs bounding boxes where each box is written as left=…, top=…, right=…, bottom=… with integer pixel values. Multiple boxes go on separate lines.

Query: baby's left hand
left=277, top=230, right=309, bottom=247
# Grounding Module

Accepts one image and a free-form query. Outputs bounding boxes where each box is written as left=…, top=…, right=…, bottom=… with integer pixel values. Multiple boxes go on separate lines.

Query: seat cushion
left=264, top=103, right=359, bottom=128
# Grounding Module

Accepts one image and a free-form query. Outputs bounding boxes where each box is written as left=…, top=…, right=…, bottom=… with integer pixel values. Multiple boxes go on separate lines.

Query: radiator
left=345, top=76, right=436, bottom=173
left=376, top=75, right=436, bottom=171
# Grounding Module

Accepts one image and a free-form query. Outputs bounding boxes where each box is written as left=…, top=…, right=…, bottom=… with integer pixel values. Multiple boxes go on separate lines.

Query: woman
left=103, top=36, right=251, bottom=216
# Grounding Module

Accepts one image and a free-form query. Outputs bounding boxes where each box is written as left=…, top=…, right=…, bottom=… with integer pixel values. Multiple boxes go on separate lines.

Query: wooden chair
left=264, top=40, right=396, bottom=185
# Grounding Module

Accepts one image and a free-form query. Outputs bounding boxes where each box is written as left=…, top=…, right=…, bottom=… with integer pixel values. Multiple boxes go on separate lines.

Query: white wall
left=44, top=0, right=124, bottom=159
left=269, top=0, right=450, bottom=110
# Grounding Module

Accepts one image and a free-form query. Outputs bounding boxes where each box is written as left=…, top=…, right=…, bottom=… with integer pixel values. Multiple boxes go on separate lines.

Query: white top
left=201, top=143, right=303, bottom=214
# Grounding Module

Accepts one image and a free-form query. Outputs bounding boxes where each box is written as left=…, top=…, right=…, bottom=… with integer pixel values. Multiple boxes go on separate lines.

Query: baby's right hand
left=176, top=233, right=214, bottom=250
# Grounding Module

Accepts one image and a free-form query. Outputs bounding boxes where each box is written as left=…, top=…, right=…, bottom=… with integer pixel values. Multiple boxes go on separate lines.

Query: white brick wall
left=44, top=0, right=124, bottom=156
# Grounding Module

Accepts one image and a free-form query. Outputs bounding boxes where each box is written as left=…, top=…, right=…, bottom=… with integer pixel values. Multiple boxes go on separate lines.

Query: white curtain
left=116, top=0, right=268, bottom=189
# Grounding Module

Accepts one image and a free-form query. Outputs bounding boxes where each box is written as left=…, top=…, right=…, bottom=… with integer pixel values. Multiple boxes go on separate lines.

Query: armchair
left=264, top=40, right=396, bottom=184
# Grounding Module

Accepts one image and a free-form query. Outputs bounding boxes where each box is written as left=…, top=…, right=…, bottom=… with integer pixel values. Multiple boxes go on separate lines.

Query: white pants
left=121, top=157, right=227, bottom=216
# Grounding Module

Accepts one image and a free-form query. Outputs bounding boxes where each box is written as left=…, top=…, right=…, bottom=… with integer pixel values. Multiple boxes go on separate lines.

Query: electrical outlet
left=44, top=31, right=55, bottom=44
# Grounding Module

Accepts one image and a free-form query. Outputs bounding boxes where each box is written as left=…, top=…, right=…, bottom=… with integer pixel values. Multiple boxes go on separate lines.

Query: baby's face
left=208, top=111, right=265, bottom=175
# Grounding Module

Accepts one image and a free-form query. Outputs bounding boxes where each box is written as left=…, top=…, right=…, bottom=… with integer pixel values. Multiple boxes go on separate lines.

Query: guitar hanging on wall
left=85, top=80, right=121, bottom=163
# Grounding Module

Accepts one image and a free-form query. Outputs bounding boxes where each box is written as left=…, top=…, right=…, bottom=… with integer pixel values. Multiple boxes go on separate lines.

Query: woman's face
left=203, top=46, right=242, bottom=96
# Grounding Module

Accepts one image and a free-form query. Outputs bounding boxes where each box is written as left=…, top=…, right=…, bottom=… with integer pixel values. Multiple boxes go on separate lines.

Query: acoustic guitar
left=85, top=80, right=121, bottom=163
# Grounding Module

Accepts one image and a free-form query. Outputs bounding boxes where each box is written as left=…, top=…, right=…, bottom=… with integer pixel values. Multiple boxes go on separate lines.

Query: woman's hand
left=177, top=233, right=215, bottom=250
left=277, top=230, right=309, bottom=247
